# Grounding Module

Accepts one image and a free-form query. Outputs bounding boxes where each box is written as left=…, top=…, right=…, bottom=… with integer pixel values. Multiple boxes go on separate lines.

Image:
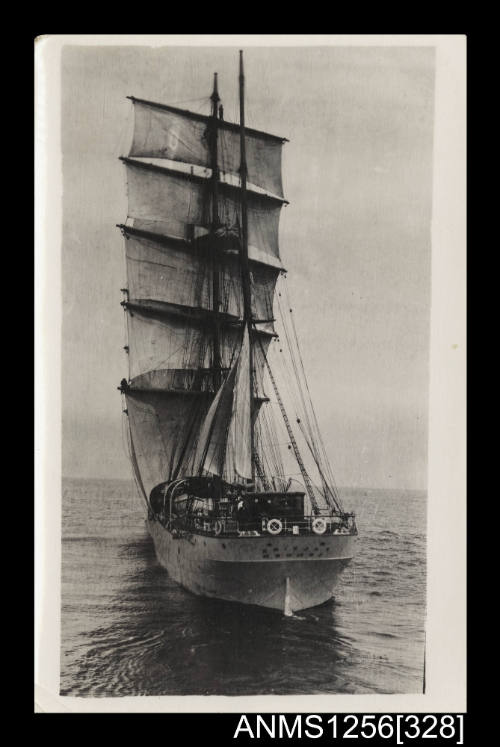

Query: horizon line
left=61, top=475, right=427, bottom=493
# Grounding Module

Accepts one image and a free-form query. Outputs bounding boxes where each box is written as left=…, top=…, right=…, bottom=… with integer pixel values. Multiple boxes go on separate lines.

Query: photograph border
left=35, top=33, right=466, bottom=713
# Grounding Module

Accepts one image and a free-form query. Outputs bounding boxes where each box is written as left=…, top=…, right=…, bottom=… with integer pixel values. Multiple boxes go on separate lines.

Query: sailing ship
left=118, top=51, right=357, bottom=615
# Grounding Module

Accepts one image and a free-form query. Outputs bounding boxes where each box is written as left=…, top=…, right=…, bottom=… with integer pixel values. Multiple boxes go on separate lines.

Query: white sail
left=120, top=81, right=285, bottom=490
left=123, top=158, right=283, bottom=262
left=127, top=310, right=210, bottom=379
left=126, top=390, right=211, bottom=498
left=193, top=326, right=252, bottom=481
left=193, top=365, right=237, bottom=477
left=125, top=231, right=278, bottom=321
left=226, top=325, right=252, bottom=480
left=129, top=97, right=285, bottom=198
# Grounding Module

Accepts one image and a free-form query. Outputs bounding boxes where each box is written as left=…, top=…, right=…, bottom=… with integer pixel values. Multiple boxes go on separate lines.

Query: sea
left=60, top=478, right=426, bottom=696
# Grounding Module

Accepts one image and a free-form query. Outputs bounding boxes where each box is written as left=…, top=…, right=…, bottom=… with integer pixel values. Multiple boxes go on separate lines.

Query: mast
left=239, top=50, right=255, bottom=484
left=121, top=63, right=287, bottom=495
left=209, top=73, right=222, bottom=389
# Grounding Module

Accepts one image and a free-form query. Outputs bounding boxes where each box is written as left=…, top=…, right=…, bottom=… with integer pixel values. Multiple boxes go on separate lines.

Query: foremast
left=238, top=50, right=256, bottom=485
left=209, top=73, right=222, bottom=391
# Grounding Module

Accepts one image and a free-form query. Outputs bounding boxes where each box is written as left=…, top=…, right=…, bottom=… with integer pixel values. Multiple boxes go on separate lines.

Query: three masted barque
left=118, top=51, right=357, bottom=614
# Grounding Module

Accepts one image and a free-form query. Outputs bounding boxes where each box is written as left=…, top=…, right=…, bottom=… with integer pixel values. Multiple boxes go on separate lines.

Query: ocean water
left=60, top=478, right=426, bottom=696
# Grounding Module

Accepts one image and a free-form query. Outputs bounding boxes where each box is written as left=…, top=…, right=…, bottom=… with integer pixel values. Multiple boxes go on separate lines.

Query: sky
left=61, top=43, right=435, bottom=490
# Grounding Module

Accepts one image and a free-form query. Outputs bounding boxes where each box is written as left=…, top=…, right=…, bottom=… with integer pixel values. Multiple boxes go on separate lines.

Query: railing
left=162, top=512, right=357, bottom=538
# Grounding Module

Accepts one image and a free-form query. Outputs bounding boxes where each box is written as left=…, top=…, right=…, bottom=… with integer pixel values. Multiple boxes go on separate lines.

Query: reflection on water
left=61, top=479, right=426, bottom=696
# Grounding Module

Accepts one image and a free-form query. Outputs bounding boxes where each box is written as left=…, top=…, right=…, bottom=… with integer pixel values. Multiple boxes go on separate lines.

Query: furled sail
left=193, top=327, right=252, bottom=481
left=129, top=97, right=285, bottom=198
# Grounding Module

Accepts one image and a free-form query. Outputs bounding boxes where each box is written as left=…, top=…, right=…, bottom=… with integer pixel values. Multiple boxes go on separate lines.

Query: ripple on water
left=60, top=479, right=427, bottom=696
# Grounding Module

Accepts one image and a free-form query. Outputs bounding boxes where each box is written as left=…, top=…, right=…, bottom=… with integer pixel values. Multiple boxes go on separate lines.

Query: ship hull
left=147, top=518, right=356, bottom=614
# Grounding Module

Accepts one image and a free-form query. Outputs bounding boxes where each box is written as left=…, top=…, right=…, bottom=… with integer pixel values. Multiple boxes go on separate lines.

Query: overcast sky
left=61, top=43, right=435, bottom=490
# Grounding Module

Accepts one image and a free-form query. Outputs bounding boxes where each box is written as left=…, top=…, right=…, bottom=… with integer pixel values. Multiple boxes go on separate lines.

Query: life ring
left=267, top=518, right=283, bottom=535
left=312, top=517, right=327, bottom=535
left=213, top=520, right=223, bottom=536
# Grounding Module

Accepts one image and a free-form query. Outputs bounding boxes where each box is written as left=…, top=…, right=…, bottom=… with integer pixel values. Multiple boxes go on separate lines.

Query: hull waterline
left=147, top=518, right=356, bottom=614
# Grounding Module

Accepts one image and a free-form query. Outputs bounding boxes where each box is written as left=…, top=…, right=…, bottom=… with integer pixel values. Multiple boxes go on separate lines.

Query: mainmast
left=209, top=73, right=222, bottom=389
left=239, top=50, right=255, bottom=484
